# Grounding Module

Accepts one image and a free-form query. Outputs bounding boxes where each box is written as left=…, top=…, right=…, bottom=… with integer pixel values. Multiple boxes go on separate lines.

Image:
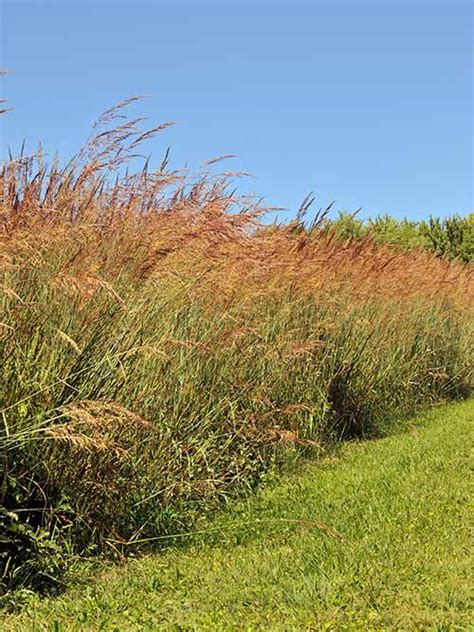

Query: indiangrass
left=0, top=101, right=473, bottom=600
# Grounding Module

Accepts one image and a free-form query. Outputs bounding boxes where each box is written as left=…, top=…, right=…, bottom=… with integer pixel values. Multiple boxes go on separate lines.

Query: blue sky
left=0, top=0, right=472, bottom=222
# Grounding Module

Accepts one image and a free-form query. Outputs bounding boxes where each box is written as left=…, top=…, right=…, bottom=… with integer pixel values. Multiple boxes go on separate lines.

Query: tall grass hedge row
left=1, top=101, right=473, bottom=601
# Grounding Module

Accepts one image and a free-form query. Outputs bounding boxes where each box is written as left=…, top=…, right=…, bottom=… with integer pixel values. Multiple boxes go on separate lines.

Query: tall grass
left=1, top=100, right=473, bottom=600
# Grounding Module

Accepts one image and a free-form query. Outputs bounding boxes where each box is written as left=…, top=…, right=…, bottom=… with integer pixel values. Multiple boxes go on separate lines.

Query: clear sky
left=0, top=0, right=472, bottom=222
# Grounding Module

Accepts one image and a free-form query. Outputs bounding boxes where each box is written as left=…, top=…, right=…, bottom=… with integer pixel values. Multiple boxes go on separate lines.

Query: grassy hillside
left=4, top=399, right=473, bottom=630
left=1, top=101, right=473, bottom=598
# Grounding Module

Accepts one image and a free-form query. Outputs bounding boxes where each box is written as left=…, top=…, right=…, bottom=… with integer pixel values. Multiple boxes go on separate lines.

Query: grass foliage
left=4, top=399, right=473, bottom=630
left=1, top=100, right=473, bottom=601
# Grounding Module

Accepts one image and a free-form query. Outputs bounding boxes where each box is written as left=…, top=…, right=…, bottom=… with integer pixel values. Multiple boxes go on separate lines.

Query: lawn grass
left=4, top=399, right=473, bottom=631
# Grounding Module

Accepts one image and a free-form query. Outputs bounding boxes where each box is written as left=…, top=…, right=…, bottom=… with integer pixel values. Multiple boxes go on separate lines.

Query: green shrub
left=326, top=211, right=473, bottom=263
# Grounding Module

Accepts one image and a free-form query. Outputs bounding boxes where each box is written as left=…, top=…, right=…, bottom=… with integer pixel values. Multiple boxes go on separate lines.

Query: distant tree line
left=322, top=212, right=473, bottom=264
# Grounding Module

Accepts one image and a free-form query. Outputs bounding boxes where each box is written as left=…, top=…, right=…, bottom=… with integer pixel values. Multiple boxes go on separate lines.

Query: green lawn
left=4, top=400, right=473, bottom=631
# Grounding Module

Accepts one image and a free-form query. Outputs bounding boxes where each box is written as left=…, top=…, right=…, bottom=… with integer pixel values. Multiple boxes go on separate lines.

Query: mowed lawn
left=4, top=400, right=473, bottom=631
